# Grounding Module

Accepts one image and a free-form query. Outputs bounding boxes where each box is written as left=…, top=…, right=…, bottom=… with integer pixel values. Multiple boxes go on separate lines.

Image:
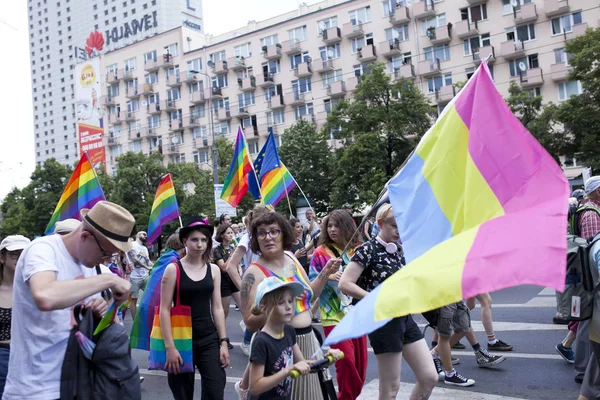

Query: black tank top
left=176, top=261, right=216, bottom=339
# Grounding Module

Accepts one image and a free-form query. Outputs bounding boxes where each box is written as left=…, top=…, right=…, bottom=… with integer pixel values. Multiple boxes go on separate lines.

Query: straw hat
left=54, top=218, right=81, bottom=234
left=80, top=201, right=135, bottom=253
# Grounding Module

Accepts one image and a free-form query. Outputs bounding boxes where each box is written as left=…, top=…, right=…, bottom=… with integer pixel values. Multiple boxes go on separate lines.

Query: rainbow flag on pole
left=324, top=62, right=569, bottom=346
left=221, top=127, right=258, bottom=207
left=44, top=152, right=105, bottom=235
left=252, top=132, right=296, bottom=207
left=147, top=174, right=180, bottom=245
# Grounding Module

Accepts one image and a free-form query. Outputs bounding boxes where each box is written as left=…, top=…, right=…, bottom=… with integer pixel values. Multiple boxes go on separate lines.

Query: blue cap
left=254, top=277, right=305, bottom=308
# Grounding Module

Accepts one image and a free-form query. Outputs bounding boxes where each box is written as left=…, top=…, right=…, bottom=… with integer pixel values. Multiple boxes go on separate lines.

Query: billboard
left=214, top=184, right=237, bottom=218
left=74, top=59, right=106, bottom=169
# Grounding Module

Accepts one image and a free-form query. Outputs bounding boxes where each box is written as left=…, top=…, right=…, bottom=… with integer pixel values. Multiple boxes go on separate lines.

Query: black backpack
left=60, top=303, right=141, bottom=400
left=568, top=203, right=600, bottom=238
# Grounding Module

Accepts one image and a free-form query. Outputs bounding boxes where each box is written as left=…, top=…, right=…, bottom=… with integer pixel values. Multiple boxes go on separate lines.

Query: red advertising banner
left=78, top=123, right=106, bottom=169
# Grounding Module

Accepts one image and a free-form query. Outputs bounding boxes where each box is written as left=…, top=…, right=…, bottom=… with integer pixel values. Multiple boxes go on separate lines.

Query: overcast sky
left=0, top=0, right=320, bottom=201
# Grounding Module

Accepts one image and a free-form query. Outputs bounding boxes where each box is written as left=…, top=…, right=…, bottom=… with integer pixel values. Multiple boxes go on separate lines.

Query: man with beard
left=128, top=231, right=152, bottom=320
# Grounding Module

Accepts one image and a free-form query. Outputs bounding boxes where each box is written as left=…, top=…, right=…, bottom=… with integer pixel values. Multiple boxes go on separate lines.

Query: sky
left=0, top=0, right=321, bottom=201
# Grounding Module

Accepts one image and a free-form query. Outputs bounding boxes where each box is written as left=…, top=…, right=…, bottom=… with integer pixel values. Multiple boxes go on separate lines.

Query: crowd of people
left=0, top=176, right=599, bottom=399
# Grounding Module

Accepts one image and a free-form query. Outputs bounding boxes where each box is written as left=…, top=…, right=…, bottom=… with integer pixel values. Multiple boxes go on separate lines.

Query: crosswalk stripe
left=139, top=368, right=242, bottom=383
left=357, top=380, right=527, bottom=399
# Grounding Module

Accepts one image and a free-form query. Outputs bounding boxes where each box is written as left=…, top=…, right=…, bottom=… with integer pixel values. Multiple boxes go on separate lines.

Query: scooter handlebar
left=289, top=352, right=345, bottom=379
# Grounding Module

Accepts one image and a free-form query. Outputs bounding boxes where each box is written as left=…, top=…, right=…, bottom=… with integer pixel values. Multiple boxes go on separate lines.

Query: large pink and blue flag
left=325, top=62, right=570, bottom=346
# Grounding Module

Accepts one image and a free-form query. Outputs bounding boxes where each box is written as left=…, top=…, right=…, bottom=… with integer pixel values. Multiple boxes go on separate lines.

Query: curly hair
left=250, top=211, right=295, bottom=254
left=318, top=210, right=362, bottom=250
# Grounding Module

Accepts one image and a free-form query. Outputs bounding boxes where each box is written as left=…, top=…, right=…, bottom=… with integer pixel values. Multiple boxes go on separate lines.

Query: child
left=248, top=277, right=342, bottom=399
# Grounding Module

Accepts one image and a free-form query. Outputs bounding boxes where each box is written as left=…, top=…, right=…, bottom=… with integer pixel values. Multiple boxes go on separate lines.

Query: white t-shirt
left=129, top=241, right=150, bottom=279
left=4, top=235, right=100, bottom=400
left=238, top=233, right=260, bottom=273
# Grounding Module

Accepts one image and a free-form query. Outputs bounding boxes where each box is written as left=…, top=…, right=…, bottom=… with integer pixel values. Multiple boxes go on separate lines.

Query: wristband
left=219, top=337, right=230, bottom=345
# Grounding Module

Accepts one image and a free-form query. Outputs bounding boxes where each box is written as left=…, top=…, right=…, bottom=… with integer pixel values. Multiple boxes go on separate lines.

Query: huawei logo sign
left=85, top=31, right=105, bottom=56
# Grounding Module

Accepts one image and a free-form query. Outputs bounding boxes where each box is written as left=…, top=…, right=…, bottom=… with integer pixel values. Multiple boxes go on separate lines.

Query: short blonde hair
left=376, top=204, right=395, bottom=224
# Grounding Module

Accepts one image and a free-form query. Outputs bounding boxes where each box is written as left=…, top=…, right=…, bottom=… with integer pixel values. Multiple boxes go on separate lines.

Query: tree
left=278, top=120, right=335, bottom=213
left=324, top=62, right=433, bottom=207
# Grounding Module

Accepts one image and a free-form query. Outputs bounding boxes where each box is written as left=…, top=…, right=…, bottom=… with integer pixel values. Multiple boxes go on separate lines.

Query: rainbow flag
left=147, top=174, right=180, bottom=245
left=252, top=132, right=296, bottom=206
left=44, top=152, right=105, bottom=235
left=221, top=127, right=259, bottom=207
left=324, top=62, right=570, bottom=346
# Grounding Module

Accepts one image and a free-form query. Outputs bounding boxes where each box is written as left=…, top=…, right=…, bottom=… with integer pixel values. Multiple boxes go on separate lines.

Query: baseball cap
left=254, top=277, right=305, bottom=308
left=0, top=235, right=31, bottom=252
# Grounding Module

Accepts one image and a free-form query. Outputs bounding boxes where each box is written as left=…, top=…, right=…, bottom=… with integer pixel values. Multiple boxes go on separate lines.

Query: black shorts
left=367, top=315, right=423, bottom=355
left=220, top=271, right=239, bottom=297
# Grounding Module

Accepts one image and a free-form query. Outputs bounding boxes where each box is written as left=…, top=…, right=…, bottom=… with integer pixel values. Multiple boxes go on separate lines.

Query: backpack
left=60, top=303, right=141, bottom=400
left=568, top=204, right=600, bottom=238
left=556, top=235, right=600, bottom=321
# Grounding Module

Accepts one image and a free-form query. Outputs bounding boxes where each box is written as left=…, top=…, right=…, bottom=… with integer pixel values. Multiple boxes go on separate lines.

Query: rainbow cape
left=221, top=127, right=259, bottom=207
left=130, top=249, right=180, bottom=350
left=147, top=174, right=180, bottom=245
left=44, top=152, right=105, bottom=235
left=324, top=62, right=569, bottom=346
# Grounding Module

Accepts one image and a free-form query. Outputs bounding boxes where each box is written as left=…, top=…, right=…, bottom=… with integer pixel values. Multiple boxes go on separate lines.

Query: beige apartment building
left=98, top=0, right=598, bottom=185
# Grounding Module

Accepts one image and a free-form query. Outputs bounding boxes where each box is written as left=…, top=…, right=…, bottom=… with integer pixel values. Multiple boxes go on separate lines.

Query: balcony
left=243, top=125, right=259, bottom=138
left=501, top=40, right=526, bottom=59
left=194, top=137, right=210, bottom=149
left=163, top=99, right=178, bottom=111
left=346, top=76, right=361, bottom=92
left=418, top=58, right=441, bottom=77
left=238, top=76, right=256, bottom=92
left=169, top=119, right=184, bottom=132
left=100, top=96, right=114, bottom=107
left=128, top=129, right=142, bottom=140
left=413, top=1, right=436, bottom=19
left=263, top=44, right=282, bottom=60
left=144, top=59, right=160, bottom=72
left=256, top=73, right=275, bottom=88
left=379, top=39, right=402, bottom=58
left=234, top=107, right=250, bottom=119
left=544, top=0, right=570, bottom=17
left=106, top=71, right=119, bottom=84
left=210, top=87, right=223, bottom=100
left=147, top=102, right=161, bottom=115
left=565, top=23, right=588, bottom=40
left=124, top=111, right=136, bottom=121
left=326, top=81, right=346, bottom=98
left=122, top=69, right=135, bottom=81
left=285, top=92, right=305, bottom=106
left=140, top=83, right=153, bottom=95
left=395, top=63, right=416, bottom=80
left=473, top=45, right=496, bottom=64
left=342, top=22, right=364, bottom=39
left=268, top=94, right=285, bottom=110
left=298, top=114, right=316, bottom=124
left=519, top=68, right=544, bottom=88
left=184, top=117, right=200, bottom=129
left=427, top=25, right=452, bottom=45
left=389, top=6, right=410, bottom=25
left=190, top=91, right=206, bottom=104
left=145, top=127, right=159, bottom=137
left=211, top=60, right=228, bottom=75
left=294, top=62, right=313, bottom=78
left=281, top=39, right=302, bottom=55
left=166, top=73, right=181, bottom=87
left=125, top=86, right=140, bottom=99
left=314, top=59, right=335, bottom=73
left=228, top=57, right=246, bottom=72
left=550, top=62, right=571, bottom=82
left=455, top=19, right=479, bottom=39
left=109, top=113, right=122, bottom=125
left=164, top=144, right=180, bottom=155
left=514, top=3, right=538, bottom=24
left=106, top=136, right=119, bottom=146
left=357, top=45, right=377, bottom=63
left=182, top=71, right=199, bottom=84
left=435, top=85, right=456, bottom=104
left=467, top=0, right=487, bottom=4
left=322, top=27, right=342, bottom=44
left=217, top=108, right=231, bottom=121
left=159, top=54, right=175, bottom=68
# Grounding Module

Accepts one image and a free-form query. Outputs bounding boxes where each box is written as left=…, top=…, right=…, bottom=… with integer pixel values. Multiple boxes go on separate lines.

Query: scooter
left=290, top=352, right=345, bottom=400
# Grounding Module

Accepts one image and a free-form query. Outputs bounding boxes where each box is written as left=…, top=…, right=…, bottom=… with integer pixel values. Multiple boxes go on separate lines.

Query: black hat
left=179, top=215, right=214, bottom=242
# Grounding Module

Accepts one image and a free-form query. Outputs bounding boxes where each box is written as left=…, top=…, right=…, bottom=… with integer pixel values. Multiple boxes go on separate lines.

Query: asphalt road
left=129, top=285, right=582, bottom=399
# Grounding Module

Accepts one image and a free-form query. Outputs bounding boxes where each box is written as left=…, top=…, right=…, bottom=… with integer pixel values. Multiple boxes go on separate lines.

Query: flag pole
left=281, top=169, right=294, bottom=216
left=284, top=162, right=314, bottom=215
left=241, top=130, right=264, bottom=200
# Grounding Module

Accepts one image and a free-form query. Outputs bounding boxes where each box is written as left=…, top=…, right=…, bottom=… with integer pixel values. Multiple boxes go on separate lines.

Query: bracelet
left=219, top=337, right=230, bottom=345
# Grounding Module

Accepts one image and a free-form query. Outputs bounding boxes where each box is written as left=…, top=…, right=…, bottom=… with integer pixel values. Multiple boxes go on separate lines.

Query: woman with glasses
left=238, top=210, right=339, bottom=400
left=0, top=235, right=31, bottom=397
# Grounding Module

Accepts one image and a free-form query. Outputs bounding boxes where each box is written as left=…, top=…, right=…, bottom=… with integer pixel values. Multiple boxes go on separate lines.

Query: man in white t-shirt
left=128, top=231, right=152, bottom=321
left=3, top=201, right=134, bottom=400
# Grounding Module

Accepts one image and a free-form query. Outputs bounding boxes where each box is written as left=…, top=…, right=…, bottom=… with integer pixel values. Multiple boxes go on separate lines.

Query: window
left=558, top=81, right=582, bottom=101
left=238, top=92, right=255, bottom=108
left=194, top=150, right=209, bottom=164
left=552, top=12, right=582, bottom=35
left=190, top=104, right=205, bottom=119
left=294, top=103, right=314, bottom=120
left=109, top=145, right=122, bottom=158
left=421, top=14, right=447, bottom=36
left=262, top=60, right=280, bottom=75
left=506, top=23, right=536, bottom=42
left=234, top=42, right=252, bottom=58
left=165, top=43, right=178, bottom=57
left=349, top=6, right=371, bottom=24
left=524, top=87, right=541, bottom=97
left=267, top=110, right=285, bottom=126
left=248, top=141, right=259, bottom=155
left=127, top=121, right=140, bottom=135
left=167, top=87, right=181, bottom=101
left=463, top=33, right=491, bottom=56
left=187, top=58, right=202, bottom=73
left=319, top=44, right=340, bottom=60
left=424, top=44, right=450, bottom=62
left=292, top=78, right=312, bottom=95
left=147, top=115, right=161, bottom=128
left=144, top=50, right=157, bottom=62
left=214, top=121, right=230, bottom=135
left=213, top=98, right=230, bottom=112
left=192, top=126, right=207, bottom=141
left=145, top=72, right=158, bottom=84
left=502, top=0, right=532, bottom=15
left=130, top=141, right=142, bottom=153
left=288, top=26, right=307, bottom=42
left=382, top=0, right=396, bottom=17
left=290, top=52, right=310, bottom=69
left=389, top=52, right=412, bottom=72
left=351, top=33, right=374, bottom=54
left=106, top=63, right=118, bottom=74
left=509, top=54, right=539, bottom=76
left=211, top=75, right=228, bottom=88
left=324, top=98, right=342, bottom=114
left=260, top=34, right=278, bottom=48
left=126, top=100, right=139, bottom=113
left=317, top=16, right=338, bottom=34
left=107, top=84, right=119, bottom=98
left=322, top=69, right=343, bottom=88
left=460, top=4, right=487, bottom=22
left=554, top=48, right=572, bottom=65
left=427, top=73, right=452, bottom=93
left=210, top=50, right=226, bottom=63
left=124, top=57, right=136, bottom=71
left=385, top=25, right=409, bottom=42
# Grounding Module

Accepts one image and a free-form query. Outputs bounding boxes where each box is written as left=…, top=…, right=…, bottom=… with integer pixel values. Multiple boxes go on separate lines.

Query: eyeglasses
left=86, top=230, right=115, bottom=259
left=257, top=229, right=282, bottom=240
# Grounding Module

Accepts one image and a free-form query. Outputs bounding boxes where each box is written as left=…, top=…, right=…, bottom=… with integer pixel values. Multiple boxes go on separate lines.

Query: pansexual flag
left=44, top=152, right=105, bottom=235
left=324, top=62, right=569, bottom=346
left=252, top=132, right=296, bottom=207
left=147, top=174, right=180, bottom=245
left=221, top=128, right=259, bottom=207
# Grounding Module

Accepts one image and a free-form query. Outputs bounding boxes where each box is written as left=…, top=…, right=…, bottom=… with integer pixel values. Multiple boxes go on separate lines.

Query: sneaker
left=452, top=341, right=466, bottom=350
left=239, top=320, right=246, bottom=332
left=553, top=315, right=569, bottom=325
left=475, top=348, right=507, bottom=368
left=240, top=341, right=251, bottom=357
left=139, top=376, right=144, bottom=384
left=452, top=355, right=460, bottom=365
left=433, top=357, right=445, bottom=380
left=555, top=343, right=575, bottom=364
left=488, top=339, right=513, bottom=352
left=444, top=372, right=475, bottom=387
left=228, top=342, right=234, bottom=350
left=235, top=381, right=248, bottom=400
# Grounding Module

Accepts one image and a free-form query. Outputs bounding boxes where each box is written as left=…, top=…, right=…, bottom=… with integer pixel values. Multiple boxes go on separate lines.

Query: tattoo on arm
left=318, top=269, right=328, bottom=281
left=241, top=273, right=255, bottom=307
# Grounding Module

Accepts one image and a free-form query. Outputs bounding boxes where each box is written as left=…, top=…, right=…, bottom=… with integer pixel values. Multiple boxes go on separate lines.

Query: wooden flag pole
left=281, top=169, right=294, bottom=217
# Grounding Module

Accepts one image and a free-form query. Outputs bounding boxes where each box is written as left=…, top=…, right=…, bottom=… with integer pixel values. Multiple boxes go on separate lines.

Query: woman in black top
left=289, top=218, right=310, bottom=274
left=160, top=216, right=229, bottom=400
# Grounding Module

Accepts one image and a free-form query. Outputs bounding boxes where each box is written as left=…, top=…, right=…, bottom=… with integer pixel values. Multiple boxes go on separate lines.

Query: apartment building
left=98, top=0, right=598, bottom=183
left=28, top=0, right=203, bottom=167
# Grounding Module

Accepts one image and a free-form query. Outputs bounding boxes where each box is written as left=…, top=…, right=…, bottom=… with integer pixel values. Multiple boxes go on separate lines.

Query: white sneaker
left=234, top=381, right=248, bottom=400
left=240, top=341, right=251, bottom=357
left=239, top=320, right=246, bottom=332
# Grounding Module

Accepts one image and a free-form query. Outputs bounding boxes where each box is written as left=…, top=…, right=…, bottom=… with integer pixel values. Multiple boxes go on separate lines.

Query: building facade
left=28, top=0, right=203, bottom=167
left=95, top=0, right=597, bottom=180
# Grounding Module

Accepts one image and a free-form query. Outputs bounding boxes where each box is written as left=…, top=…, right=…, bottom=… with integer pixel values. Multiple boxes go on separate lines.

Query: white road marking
left=538, top=287, right=557, bottom=296
left=357, top=380, right=528, bottom=399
